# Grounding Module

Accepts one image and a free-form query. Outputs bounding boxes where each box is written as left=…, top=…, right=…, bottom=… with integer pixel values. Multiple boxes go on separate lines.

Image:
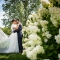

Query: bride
left=0, top=19, right=19, bottom=53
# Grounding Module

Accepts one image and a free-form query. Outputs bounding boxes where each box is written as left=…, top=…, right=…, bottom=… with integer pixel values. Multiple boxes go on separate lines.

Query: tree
left=2, top=0, right=25, bottom=26
left=2, top=0, right=41, bottom=26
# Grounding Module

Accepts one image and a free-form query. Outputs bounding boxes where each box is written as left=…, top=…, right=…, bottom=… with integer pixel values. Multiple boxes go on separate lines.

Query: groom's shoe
left=20, top=50, right=23, bottom=53
left=19, top=51, right=23, bottom=54
left=19, top=52, right=22, bottom=54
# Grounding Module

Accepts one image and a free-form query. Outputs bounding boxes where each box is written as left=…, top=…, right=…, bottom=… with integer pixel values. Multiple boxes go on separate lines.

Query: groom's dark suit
left=14, top=24, right=23, bottom=53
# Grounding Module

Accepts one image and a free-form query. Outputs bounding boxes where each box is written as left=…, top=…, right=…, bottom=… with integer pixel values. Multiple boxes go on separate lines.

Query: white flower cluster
left=39, top=20, right=52, bottom=42
left=42, top=31, right=52, bottom=43
left=26, top=45, right=45, bottom=60
left=40, top=20, right=49, bottom=32
left=28, top=15, right=33, bottom=19
left=28, top=13, right=38, bottom=22
left=23, top=34, right=43, bottom=50
left=22, top=25, right=40, bottom=37
left=55, top=29, right=60, bottom=44
left=26, top=26, right=40, bottom=35
left=40, top=20, right=49, bottom=27
left=23, top=34, right=44, bottom=60
left=28, top=34, right=42, bottom=46
left=26, top=20, right=33, bottom=26
left=22, top=19, right=40, bottom=37
left=49, top=7, right=60, bottom=27
left=43, top=59, right=50, bottom=60
left=26, top=20, right=38, bottom=26
left=38, top=8, right=50, bottom=19
left=58, top=53, right=60, bottom=59
left=42, top=31, right=52, bottom=39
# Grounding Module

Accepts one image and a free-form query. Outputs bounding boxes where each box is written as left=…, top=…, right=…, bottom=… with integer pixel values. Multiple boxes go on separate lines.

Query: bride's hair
left=12, top=19, right=15, bottom=23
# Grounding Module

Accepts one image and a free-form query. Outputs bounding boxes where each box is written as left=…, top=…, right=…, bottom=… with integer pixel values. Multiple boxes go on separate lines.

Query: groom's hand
left=15, top=27, right=18, bottom=30
left=13, top=27, right=18, bottom=30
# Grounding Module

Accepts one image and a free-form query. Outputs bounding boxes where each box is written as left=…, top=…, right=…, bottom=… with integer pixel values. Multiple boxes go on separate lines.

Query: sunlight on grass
left=0, top=55, right=9, bottom=58
left=0, top=54, right=30, bottom=60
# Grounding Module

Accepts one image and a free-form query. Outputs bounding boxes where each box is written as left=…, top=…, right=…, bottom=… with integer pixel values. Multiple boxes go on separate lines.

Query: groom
left=13, top=19, right=23, bottom=53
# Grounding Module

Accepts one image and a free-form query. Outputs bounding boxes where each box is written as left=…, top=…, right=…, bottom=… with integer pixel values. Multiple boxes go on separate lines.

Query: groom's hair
left=16, top=19, right=20, bottom=21
left=12, top=19, right=15, bottom=23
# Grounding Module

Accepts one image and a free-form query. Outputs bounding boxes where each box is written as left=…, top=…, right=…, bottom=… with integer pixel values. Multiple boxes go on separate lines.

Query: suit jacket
left=14, top=24, right=23, bottom=38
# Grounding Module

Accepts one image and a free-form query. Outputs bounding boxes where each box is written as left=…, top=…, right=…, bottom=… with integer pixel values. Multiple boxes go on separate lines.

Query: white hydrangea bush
left=22, top=13, right=45, bottom=60
left=22, top=7, right=60, bottom=60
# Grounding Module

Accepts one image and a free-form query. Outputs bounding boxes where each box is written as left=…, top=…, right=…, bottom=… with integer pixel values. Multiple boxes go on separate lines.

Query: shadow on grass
left=0, top=53, right=30, bottom=60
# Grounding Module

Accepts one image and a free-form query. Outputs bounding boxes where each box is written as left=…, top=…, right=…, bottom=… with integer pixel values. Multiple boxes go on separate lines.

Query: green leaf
left=48, top=52, right=53, bottom=56
left=49, top=44, right=54, bottom=50
left=44, top=45, right=49, bottom=49
left=53, top=50, right=57, bottom=54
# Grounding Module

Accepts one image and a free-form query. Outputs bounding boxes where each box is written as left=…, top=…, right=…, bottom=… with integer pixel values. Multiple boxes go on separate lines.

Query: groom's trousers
left=18, top=37, right=23, bottom=53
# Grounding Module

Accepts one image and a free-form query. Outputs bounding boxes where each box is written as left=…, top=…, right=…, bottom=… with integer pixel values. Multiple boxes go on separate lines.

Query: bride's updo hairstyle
left=12, top=19, right=15, bottom=23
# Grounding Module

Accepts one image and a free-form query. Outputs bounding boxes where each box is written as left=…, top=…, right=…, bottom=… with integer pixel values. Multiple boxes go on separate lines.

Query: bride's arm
left=13, top=25, right=19, bottom=30
left=13, top=24, right=22, bottom=32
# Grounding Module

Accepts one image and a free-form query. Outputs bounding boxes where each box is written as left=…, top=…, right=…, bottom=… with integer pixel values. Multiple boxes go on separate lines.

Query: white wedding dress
left=0, top=24, right=19, bottom=53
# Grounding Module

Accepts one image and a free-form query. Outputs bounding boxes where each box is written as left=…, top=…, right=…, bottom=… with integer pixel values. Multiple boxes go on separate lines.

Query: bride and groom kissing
left=1, top=19, right=23, bottom=53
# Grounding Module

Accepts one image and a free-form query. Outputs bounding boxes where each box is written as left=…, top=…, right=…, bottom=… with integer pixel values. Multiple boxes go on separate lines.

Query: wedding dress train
left=0, top=29, right=9, bottom=53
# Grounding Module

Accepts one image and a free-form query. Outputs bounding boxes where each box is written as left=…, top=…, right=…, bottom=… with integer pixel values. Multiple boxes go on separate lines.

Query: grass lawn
left=0, top=53, right=30, bottom=60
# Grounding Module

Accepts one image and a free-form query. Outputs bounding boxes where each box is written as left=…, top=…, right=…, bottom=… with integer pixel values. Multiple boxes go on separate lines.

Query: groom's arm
left=13, top=25, right=22, bottom=32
